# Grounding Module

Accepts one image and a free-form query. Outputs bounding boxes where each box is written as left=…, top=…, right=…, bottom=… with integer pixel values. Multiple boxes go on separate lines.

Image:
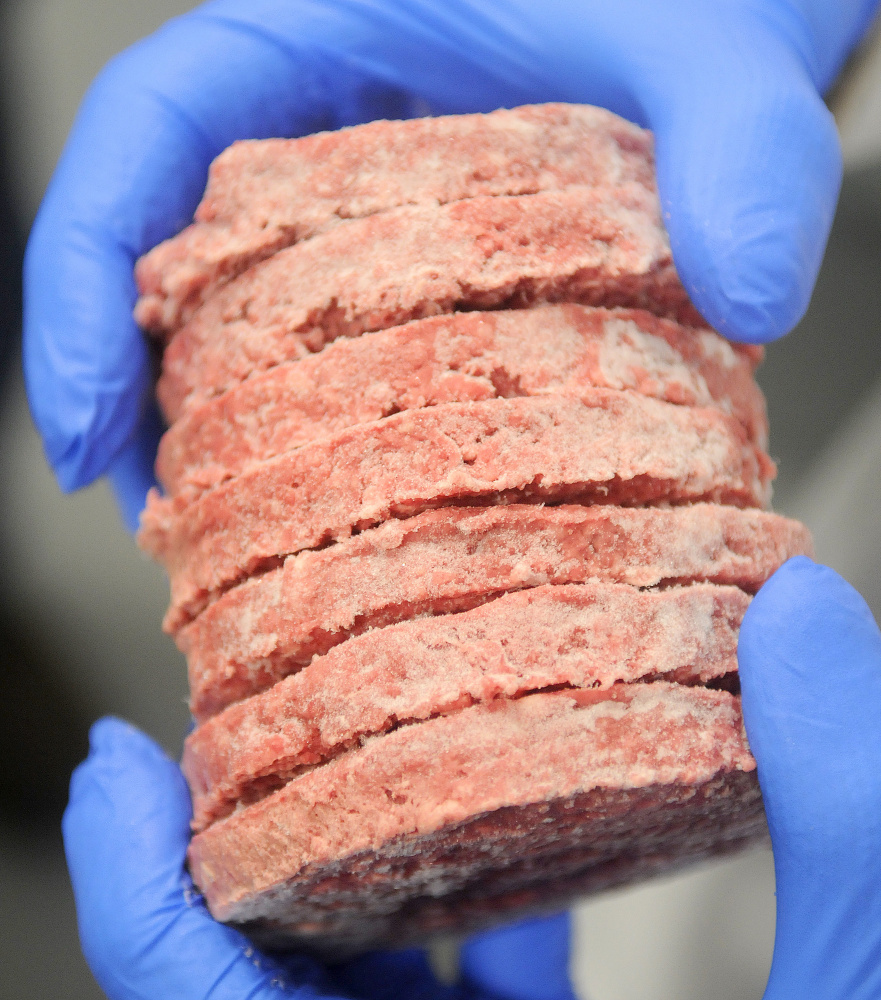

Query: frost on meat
left=188, top=684, right=763, bottom=953
left=141, top=392, right=775, bottom=630
left=178, top=503, right=812, bottom=720
left=157, top=305, right=767, bottom=494
left=157, top=186, right=701, bottom=410
left=183, top=582, right=750, bottom=831
left=135, top=104, right=657, bottom=335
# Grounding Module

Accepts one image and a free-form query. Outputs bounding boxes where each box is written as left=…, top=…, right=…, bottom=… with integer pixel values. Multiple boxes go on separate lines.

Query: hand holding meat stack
left=135, top=104, right=813, bottom=955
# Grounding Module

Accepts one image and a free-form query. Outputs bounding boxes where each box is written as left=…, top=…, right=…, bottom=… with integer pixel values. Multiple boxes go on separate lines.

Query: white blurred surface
left=574, top=849, right=776, bottom=1000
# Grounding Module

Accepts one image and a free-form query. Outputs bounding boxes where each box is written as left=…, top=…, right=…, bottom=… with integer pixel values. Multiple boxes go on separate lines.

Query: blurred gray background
left=0, top=4, right=879, bottom=999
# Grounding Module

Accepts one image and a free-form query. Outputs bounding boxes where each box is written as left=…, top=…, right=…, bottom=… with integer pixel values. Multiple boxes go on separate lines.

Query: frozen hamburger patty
left=208, top=768, right=764, bottom=955
left=187, top=683, right=761, bottom=952
left=135, top=104, right=656, bottom=335
left=141, top=391, right=775, bottom=630
left=157, top=185, right=700, bottom=407
left=157, top=305, right=767, bottom=495
left=131, top=102, right=815, bottom=951
left=183, top=582, right=750, bottom=832
left=177, top=503, right=812, bottom=720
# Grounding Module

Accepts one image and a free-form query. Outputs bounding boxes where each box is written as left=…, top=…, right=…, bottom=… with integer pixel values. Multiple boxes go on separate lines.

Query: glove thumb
left=647, top=29, right=841, bottom=345
left=739, top=557, right=881, bottom=999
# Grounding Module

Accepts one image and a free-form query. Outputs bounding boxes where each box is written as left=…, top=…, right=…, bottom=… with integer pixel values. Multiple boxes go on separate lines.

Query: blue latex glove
left=62, top=716, right=578, bottom=1000
left=738, top=557, right=881, bottom=999
left=23, top=0, right=879, bottom=529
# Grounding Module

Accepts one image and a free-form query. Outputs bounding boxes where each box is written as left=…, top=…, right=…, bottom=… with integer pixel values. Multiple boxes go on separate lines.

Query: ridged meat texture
left=155, top=185, right=702, bottom=413
left=183, top=582, right=750, bottom=832
left=140, top=392, right=775, bottom=630
left=187, top=683, right=761, bottom=951
left=157, top=305, right=767, bottom=495
left=177, top=503, right=813, bottom=720
left=135, top=104, right=656, bottom=335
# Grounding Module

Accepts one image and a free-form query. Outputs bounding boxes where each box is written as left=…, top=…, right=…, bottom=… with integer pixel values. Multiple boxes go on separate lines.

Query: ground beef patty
left=157, top=305, right=767, bottom=494
left=157, top=185, right=701, bottom=410
left=177, top=503, right=812, bottom=720
left=187, top=683, right=762, bottom=954
left=183, top=582, right=750, bottom=832
left=141, top=391, right=774, bottom=630
left=135, top=104, right=656, bottom=335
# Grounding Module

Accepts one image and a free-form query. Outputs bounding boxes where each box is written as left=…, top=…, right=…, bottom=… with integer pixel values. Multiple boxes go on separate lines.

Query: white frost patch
left=695, top=328, right=740, bottom=370
left=598, top=319, right=710, bottom=402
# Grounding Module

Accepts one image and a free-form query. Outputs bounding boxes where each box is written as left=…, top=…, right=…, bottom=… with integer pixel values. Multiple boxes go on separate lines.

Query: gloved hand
left=738, top=557, right=881, bottom=999
left=23, top=0, right=879, bottom=528
left=62, top=715, right=578, bottom=1000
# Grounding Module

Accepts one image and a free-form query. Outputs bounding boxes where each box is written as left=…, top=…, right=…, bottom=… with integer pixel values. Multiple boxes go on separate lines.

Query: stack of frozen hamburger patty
left=135, top=104, right=813, bottom=952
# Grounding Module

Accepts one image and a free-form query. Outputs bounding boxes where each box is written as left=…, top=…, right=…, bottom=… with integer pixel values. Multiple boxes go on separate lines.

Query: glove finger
left=460, top=913, right=577, bottom=1000
left=329, top=949, right=454, bottom=1000
left=63, top=717, right=333, bottom=1000
left=738, top=557, right=881, bottom=999
left=640, top=9, right=841, bottom=344
left=331, top=913, right=575, bottom=1000
left=335, top=0, right=843, bottom=344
